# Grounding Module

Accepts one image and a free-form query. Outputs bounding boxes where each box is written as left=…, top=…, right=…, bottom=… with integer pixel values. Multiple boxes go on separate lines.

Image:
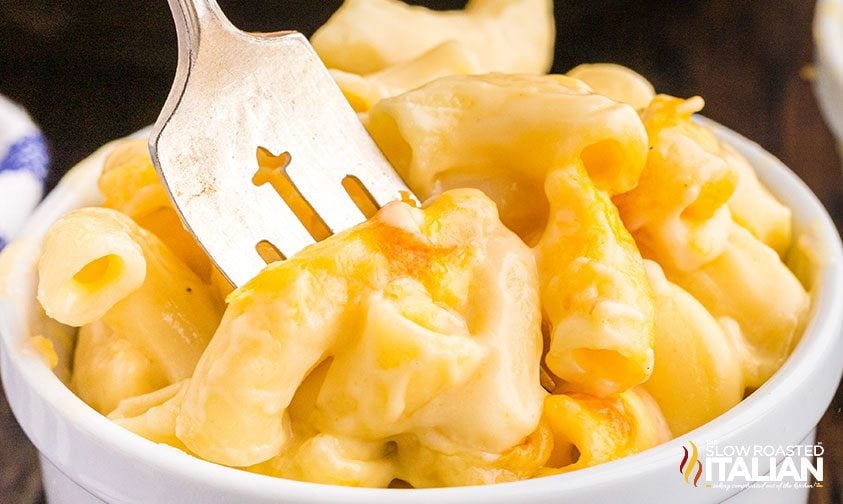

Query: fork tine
left=284, top=164, right=368, bottom=234
left=347, top=153, right=417, bottom=209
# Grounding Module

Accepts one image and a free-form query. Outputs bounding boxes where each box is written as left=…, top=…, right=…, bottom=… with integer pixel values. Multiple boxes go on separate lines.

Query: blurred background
left=0, top=1, right=840, bottom=502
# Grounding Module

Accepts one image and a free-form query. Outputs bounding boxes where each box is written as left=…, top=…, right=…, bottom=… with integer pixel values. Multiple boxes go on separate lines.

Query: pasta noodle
left=366, top=73, right=648, bottom=240
left=331, top=41, right=482, bottom=112
left=720, top=141, right=793, bottom=255
left=390, top=421, right=553, bottom=487
left=537, top=166, right=654, bottom=397
left=312, top=0, right=554, bottom=75
left=538, top=387, right=670, bottom=475
left=659, top=223, right=809, bottom=389
left=566, top=63, right=656, bottom=111
left=640, top=260, right=743, bottom=436
left=109, top=379, right=190, bottom=449
left=73, top=320, right=168, bottom=414
left=38, top=207, right=148, bottom=326
left=38, top=207, right=222, bottom=382
left=249, top=433, right=397, bottom=487
left=614, top=95, right=738, bottom=272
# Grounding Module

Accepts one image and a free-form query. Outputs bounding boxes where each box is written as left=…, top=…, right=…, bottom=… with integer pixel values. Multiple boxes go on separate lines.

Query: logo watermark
left=680, top=441, right=703, bottom=487
left=679, top=440, right=824, bottom=490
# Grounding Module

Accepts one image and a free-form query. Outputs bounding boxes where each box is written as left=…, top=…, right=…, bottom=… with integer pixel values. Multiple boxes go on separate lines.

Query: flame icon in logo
left=680, top=441, right=703, bottom=487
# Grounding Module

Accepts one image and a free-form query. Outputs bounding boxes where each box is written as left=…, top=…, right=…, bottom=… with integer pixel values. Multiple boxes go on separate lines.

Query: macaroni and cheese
left=30, top=0, right=809, bottom=488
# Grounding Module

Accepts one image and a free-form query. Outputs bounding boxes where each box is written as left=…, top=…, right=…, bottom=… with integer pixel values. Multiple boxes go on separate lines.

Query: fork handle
left=158, top=0, right=240, bottom=139
left=167, top=0, right=237, bottom=66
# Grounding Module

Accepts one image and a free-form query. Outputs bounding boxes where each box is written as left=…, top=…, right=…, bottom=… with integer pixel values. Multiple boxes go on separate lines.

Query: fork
left=149, top=0, right=417, bottom=288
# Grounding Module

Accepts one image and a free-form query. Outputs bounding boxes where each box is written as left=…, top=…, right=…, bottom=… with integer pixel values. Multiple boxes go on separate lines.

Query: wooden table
left=0, top=1, right=840, bottom=502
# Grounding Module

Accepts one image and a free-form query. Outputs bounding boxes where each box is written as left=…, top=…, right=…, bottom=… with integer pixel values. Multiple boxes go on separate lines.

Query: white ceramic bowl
left=1, top=123, right=842, bottom=504
left=815, top=0, right=843, bottom=157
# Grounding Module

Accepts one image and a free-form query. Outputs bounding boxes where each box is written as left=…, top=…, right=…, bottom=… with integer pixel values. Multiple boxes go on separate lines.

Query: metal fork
left=150, top=0, right=416, bottom=287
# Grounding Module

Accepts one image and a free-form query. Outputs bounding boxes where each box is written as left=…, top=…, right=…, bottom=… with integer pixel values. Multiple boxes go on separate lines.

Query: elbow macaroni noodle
left=28, top=0, right=809, bottom=489
left=311, top=0, right=555, bottom=75
left=38, top=207, right=222, bottom=385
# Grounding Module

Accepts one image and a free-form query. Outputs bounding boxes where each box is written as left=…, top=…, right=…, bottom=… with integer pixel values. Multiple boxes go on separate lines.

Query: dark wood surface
left=1, top=1, right=840, bottom=502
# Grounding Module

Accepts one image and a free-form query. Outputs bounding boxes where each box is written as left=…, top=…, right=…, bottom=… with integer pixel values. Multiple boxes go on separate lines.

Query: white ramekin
left=815, top=0, right=843, bottom=159
left=1, top=122, right=842, bottom=504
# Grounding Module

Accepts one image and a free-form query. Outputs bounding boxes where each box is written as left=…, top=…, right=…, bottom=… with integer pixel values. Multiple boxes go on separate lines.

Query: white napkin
left=0, top=95, right=49, bottom=250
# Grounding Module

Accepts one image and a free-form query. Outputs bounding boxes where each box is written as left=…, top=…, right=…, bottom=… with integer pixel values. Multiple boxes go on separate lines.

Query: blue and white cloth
left=0, top=95, right=49, bottom=251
